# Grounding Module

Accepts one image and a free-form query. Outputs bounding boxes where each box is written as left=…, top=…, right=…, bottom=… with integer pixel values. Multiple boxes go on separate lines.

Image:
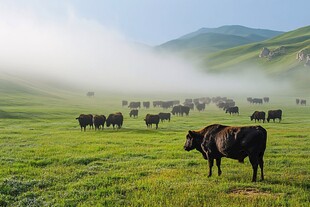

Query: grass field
left=0, top=91, right=309, bottom=206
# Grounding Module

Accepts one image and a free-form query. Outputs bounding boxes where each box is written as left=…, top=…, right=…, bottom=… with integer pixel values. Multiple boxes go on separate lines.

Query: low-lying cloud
left=0, top=3, right=290, bottom=96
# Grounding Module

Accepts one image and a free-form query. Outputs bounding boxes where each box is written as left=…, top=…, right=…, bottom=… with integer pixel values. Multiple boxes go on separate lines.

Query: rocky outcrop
left=296, top=49, right=310, bottom=66
left=259, top=46, right=286, bottom=60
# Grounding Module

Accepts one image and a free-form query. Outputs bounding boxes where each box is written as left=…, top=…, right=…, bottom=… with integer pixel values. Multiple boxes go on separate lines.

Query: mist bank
left=0, top=5, right=293, bottom=97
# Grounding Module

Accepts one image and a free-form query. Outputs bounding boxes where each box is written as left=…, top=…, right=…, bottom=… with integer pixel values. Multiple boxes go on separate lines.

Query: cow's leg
left=249, top=155, right=258, bottom=182
left=216, top=158, right=222, bottom=176
left=156, top=124, right=158, bottom=129
left=208, top=158, right=214, bottom=177
left=83, top=126, right=86, bottom=131
left=258, top=156, right=264, bottom=181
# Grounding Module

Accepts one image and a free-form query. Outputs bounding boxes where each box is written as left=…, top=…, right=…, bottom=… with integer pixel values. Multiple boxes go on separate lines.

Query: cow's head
left=184, top=130, right=204, bottom=151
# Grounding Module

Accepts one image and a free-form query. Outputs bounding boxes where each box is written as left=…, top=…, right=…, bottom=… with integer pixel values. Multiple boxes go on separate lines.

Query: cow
left=296, top=98, right=300, bottom=105
left=250, top=111, right=266, bottom=123
left=122, top=100, right=128, bottom=107
left=184, top=124, right=267, bottom=182
left=128, top=102, right=141, bottom=109
left=158, top=112, right=171, bottom=122
left=76, top=114, right=93, bottom=131
left=196, top=103, right=206, bottom=112
left=106, top=112, right=123, bottom=129
left=225, top=106, right=239, bottom=115
left=171, top=105, right=190, bottom=116
left=263, top=97, right=269, bottom=103
left=144, top=114, right=160, bottom=129
left=300, top=99, right=306, bottom=106
left=86, top=92, right=94, bottom=97
left=252, top=98, right=263, bottom=104
left=143, top=101, right=150, bottom=109
left=129, top=109, right=138, bottom=118
left=93, top=115, right=106, bottom=130
left=267, top=109, right=282, bottom=123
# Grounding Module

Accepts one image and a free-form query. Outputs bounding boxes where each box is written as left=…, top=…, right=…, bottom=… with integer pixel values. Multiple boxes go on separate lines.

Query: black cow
left=171, top=105, right=190, bottom=116
left=128, top=102, right=141, bottom=109
left=196, top=103, right=206, bottom=112
left=225, top=106, right=239, bottom=115
left=184, top=124, right=267, bottom=182
left=158, top=112, right=171, bottom=122
left=129, top=109, right=138, bottom=118
left=106, top=112, right=123, bottom=129
left=296, top=99, right=300, bottom=105
left=267, top=109, right=282, bottom=123
left=144, top=114, right=160, bottom=129
left=263, top=97, right=269, bottom=103
left=250, top=111, right=266, bottom=123
left=93, top=115, right=106, bottom=130
left=76, top=114, right=93, bottom=131
left=300, top=99, right=306, bottom=106
left=252, top=98, right=263, bottom=104
left=122, top=100, right=128, bottom=107
left=143, top=101, right=150, bottom=109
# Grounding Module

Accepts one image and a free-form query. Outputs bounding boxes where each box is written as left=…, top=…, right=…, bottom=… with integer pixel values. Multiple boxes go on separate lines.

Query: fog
left=0, top=5, right=291, bottom=96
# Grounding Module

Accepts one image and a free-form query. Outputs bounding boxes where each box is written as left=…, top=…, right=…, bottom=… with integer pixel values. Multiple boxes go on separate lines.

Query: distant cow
left=250, top=111, right=265, bottom=123
left=196, top=103, right=206, bottom=112
left=143, top=101, right=150, bottom=109
left=225, top=106, right=239, bottom=115
left=106, top=112, right=123, bottom=129
left=171, top=105, right=190, bottom=116
left=184, top=124, right=267, bottom=182
left=296, top=98, right=300, bottom=105
left=144, top=114, right=160, bottom=129
left=267, top=109, right=282, bottom=123
left=129, top=109, right=138, bottom=118
left=86, top=92, right=94, bottom=97
left=252, top=98, right=263, bottom=104
left=122, top=100, right=128, bottom=107
left=128, top=102, right=141, bottom=109
left=76, top=114, right=93, bottom=131
left=158, top=112, right=171, bottom=122
left=93, top=115, right=106, bottom=130
left=300, top=99, right=306, bottom=106
left=263, top=97, right=269, bottom=103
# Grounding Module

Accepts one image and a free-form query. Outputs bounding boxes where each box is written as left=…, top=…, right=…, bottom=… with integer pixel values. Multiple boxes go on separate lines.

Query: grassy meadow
left=0, top=91, right=309, bottom=206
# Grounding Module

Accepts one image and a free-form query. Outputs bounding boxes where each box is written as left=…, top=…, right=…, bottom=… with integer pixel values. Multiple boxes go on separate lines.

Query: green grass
left=0, top=90, right=309, bottom=206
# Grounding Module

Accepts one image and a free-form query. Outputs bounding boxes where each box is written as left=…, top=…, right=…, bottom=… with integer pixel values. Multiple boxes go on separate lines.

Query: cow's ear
left=188, top=130, right=195, bottom=137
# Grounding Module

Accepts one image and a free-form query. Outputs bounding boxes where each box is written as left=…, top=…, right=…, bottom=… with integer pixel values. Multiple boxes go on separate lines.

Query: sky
left=0, top=0, right=304, bottom=94
left=1, top=0, right=309, bottom=45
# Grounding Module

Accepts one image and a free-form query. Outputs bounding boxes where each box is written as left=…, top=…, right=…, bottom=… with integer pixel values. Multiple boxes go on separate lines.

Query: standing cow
left=184, top=124, right=267, bottom=182
left=144, top=114, right=160, bottom=129
left=267, top=109, right=282, bottom=123
left=106, top=112, right=123, bottom=129
left=158, top=112, right=171, bottom=122
left=225, top=106, right=239, bottom=115
left=250, top=111, right=266, bottom=123
left=129, top=109, right=138, bottom=118
left=93, top=115, right=106, bottom=130
left=76, top=114, right=93, bottom=131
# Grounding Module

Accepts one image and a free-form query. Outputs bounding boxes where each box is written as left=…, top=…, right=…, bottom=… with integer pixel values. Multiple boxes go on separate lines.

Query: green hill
left=202, top=25, right=310, bottom=90
left=179, top=25, right=283, bottom=40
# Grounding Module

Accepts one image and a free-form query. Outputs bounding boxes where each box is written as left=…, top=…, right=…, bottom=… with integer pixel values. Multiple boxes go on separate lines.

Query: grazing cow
left=122, top=100, right=128, bottom=107
left=143, top=101, right=150, bottom=109
left=184, top=124, right=267, bottom=182
left=250, top=111, right=266, bottom=123
left=158, top=112, right=171, bottom=122
left=93, top=115, right=106, bottom=130
left=196, top=103, right=206, bottom=112
left=225, top=106, right=239, bottom=115
left=129, top=109, right=138, bottom=118
left=252, top=98, right=263, bottom=104
left=153, top=101, right=163, bottom=108
left=171, top=105, right=190, bottom=116
left=106, top=112, right=123, bottom=129
left=144, top=114, right=160, bottom=129
left=300, top=99, right=306, bottom=106
left=128, top=102, right=141, bottom=109
left=263, top=97, right=270, bottom=103
left=296, top=99, right=300, bottom=105
left=86, top=92, right=94, bottom=97
left=267, top=109, right=282, bottom=123
left=76, top=114, right=93, bottom=131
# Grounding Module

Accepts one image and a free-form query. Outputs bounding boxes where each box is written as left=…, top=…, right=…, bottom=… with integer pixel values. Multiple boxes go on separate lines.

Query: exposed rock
left=305, top=54, right=310, bottom=67
left=268, top=46, right=286, bottom=60
left=296, top=49, right=309, bottom=61
left=259, top=47, right=270, bottom=58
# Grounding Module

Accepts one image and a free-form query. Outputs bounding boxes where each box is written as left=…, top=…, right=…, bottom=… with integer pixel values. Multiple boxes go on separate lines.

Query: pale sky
left=1, top=0, right=309, bottom=45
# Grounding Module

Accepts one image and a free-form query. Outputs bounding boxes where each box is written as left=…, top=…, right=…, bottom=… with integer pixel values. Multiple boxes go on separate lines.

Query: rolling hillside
left=156, top=25, right=284, bottom=57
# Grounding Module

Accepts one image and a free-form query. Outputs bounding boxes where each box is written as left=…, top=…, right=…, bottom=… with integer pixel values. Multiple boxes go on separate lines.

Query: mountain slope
left=156, top=25, right=284, bottom=57
left=179, top=25, right=284, bottom=40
